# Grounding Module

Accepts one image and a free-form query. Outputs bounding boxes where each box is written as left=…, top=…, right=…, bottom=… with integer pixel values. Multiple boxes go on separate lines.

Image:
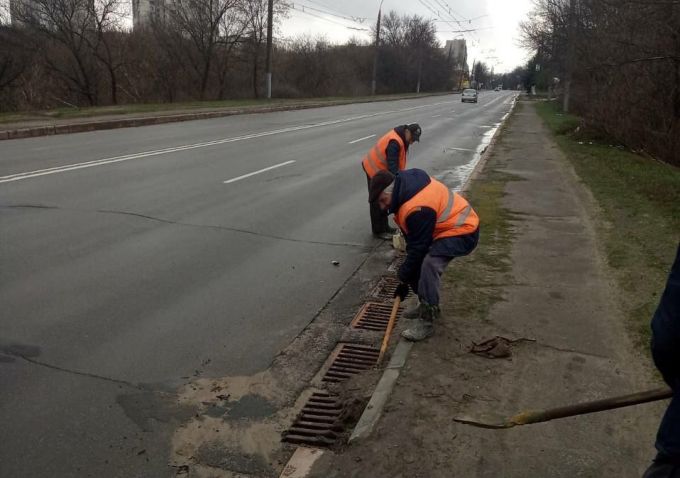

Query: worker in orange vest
left=362, top=124, right=421, bottom=239
left=368, top=168, right=479, bottom=341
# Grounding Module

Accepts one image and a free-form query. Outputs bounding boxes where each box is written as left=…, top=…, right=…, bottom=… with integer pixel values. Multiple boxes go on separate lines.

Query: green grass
left=441, top=112, right=521, bottom=323
left=0, top=91, right=445, bottom=125
left=535, top=100, right=680, bottom=347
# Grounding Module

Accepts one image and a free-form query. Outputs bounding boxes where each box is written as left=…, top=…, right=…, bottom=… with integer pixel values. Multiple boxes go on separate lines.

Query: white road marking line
left=223, top=160, right=296, bottom=184
left=446, top=147, right=474, bottom=152
left=432, top=114, right=441, bottom=118
left=0, top=99, right=458, bottom=184
left=348, top=134, right=376, bottom=144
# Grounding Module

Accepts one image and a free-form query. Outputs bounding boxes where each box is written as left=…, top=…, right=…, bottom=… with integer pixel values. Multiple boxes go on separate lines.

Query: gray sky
left=0, top=0, right=534, bottom=73
left=282, top=0, right=534, bottom=72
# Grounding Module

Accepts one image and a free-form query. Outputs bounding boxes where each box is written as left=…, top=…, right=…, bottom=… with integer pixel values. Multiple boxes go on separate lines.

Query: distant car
left=494, top=86, right=502, bottom=91
left=461, top=88, right=478, bottom=103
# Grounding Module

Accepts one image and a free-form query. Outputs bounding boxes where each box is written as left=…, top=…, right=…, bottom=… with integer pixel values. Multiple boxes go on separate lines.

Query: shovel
left=453, top=387, right=673, bottom=429
left=377, top=296, right=401, bottom=365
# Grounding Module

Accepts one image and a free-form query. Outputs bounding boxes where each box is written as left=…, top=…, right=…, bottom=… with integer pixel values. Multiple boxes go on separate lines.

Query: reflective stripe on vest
left=438, top=188, right=454, bottom=223
left=395, top=177, right=479, bottom=239
left=454, top=204, right=472, bottom=227
left=361, top=130, right=407, bottom=178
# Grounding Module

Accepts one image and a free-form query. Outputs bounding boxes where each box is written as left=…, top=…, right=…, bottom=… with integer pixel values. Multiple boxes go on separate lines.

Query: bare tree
left=0, top=25, right=33, bottom=110
left=13, top=0, right=103, bottom=105
left=214, top=5, right=249, bottom=99
left=520, top=0, right=680, bottom=165
left=162, top=0, right=246, bottom=100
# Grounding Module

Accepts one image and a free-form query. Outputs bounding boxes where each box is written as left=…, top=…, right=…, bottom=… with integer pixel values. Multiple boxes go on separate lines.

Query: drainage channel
left=370, top=275, right=409, bottom=302
left=281, top=253, right=406, bottom=454
left=281, top=391, right=345, bottom=447
left=321, top=344, right=380, bottom=383
left=351, top=301, right=403, bottom=332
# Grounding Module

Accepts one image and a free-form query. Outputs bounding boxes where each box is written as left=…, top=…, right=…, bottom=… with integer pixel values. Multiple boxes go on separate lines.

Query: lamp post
left=371, top=0, right=385, bottom=95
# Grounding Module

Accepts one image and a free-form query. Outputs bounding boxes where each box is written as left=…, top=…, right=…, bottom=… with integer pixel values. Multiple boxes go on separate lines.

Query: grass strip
left=534, top=100, right=680, bottom=347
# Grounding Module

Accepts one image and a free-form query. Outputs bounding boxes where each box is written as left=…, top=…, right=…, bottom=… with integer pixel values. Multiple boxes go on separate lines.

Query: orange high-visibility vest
left=394, top=177, right=479, bottom=239
left=361, top=130, right=407, bottom=178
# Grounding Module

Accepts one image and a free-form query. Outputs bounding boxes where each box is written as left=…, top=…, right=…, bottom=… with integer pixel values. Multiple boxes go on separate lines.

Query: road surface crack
left=2, top=204, right=370, bottom=249
left=12, top=353, right=142, bottom=390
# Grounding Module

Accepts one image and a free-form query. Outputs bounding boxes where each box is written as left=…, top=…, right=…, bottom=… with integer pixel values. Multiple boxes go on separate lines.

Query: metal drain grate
left=387, top=254, right=406, bottom=273
left=351, top=302, right=401, bottom=332
left=322, top=344, right=380, bottom=382
left=282, top=391, right=344, bottom=447
left=370, top=276, right=409, bottom=302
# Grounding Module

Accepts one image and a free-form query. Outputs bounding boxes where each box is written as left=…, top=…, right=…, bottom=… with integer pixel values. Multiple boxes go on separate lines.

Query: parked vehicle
left=461, top=89, right=478, bottom=103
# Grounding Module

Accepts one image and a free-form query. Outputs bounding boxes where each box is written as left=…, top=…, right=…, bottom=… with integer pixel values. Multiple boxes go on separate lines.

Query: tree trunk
left=252, top=47, right=260, bottom=99
left=108, top=65, right=117, bottom=105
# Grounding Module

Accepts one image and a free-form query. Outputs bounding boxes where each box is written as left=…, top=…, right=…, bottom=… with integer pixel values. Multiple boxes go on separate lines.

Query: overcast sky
left=1, top=0, right=534, bottom=73
left=282, top=0, right=534, bottom=73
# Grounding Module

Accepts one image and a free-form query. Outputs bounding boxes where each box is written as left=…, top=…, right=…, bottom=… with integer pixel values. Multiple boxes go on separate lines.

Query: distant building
left=132, top=0, right=168, bottom=29
left=444, top=39, right=468, bottom=90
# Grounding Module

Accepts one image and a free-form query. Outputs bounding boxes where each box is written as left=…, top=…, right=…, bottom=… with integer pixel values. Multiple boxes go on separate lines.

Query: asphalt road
left=0, top=90, right=516, bottom=477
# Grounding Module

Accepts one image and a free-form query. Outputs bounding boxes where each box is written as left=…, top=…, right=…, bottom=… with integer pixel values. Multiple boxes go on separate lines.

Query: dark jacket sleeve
left=398, top=207, right=436, bottom=284
left=386, top=139, right=402, bottom=175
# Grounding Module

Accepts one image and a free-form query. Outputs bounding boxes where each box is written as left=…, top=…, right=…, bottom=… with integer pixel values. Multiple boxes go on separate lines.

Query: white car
left=461, top=88, right=478, bottom=103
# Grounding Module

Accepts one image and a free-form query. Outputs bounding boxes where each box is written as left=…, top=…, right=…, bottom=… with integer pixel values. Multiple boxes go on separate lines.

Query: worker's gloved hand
left=394, top=282, right=409, bottom=300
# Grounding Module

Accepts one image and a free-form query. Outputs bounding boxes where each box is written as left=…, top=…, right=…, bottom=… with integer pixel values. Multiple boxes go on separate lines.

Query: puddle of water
left=435, top=96, right=518, bottom=190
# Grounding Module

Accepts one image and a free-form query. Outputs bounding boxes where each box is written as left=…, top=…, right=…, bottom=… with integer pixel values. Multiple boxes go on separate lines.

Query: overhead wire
left=289, top=3, right=369, bottom=32
left=297, top=0, right=368, bottom=24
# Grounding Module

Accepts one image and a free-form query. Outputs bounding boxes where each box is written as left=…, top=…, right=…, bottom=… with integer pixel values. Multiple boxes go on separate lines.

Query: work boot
left=374, top=232, right=393, bottom=241
left=401, top=303, right=439, bottom=341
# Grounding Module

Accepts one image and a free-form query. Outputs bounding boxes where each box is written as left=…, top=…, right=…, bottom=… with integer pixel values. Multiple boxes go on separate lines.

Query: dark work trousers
left=409, top=229, right=480, bottom=306
left=644, top=243, right=680, bottom=478
left=366, top=173, right=390, bottom=234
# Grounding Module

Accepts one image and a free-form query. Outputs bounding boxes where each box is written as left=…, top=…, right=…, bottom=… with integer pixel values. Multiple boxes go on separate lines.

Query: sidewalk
left=309, top=100, right=665, bottom=477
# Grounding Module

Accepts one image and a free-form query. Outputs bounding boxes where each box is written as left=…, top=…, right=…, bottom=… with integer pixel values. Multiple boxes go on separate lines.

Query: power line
left=290, top=4, right=369, bottom=31
left=416, top=0, right=478, bottom=44
left=297, top=0, right=368, bottom=24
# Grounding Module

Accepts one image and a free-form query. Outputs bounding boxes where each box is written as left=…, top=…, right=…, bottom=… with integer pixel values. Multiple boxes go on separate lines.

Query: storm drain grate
left=282, top=391, right=344, bottom=447
left=387, top=254, right=406, bottom=273
left=370, top=276, right=409, bottom=302
left=350, top=302, right=401, bottom=332
left=322, top=344, right=380, bottom=383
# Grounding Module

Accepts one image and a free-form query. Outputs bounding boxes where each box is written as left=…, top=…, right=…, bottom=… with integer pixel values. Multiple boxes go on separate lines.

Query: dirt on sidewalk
left=309, top=100, right=665, bottom=478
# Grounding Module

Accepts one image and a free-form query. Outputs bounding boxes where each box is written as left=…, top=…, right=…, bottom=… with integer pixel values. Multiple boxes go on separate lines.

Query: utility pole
left=265, top=0, right=273, bottom=99
left=470, top=59, right=476, bottom=88
left=563, top=0, right=575, bottom=112
left=371, top=0, right=385, bottom=95
left=416, top=49, right=422, bottom=93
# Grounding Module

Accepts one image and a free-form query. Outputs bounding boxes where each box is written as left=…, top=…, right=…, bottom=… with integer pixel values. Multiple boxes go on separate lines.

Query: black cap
left=368, top=170, right=395, bottom=203
left=407, top=123, right=421, bottom=141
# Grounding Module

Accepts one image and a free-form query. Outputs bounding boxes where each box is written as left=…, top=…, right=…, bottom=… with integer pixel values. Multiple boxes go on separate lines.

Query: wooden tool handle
left=378, top=296, right=401, bottom=364
left=510, top=387, right=673, bottom=426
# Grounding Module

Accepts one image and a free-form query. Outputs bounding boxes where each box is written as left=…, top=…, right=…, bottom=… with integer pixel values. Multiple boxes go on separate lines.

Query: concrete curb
left=348, top=339, right=413, bottom=442
left=460, top=94, right=519, bottom=193
left=0, top=92, right=451, bottom=141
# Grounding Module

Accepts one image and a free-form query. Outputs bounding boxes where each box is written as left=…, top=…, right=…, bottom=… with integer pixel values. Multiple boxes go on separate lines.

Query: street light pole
left=265, top=0, right=274, bottom=99
left=371, top=0, right=385, bottom=95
